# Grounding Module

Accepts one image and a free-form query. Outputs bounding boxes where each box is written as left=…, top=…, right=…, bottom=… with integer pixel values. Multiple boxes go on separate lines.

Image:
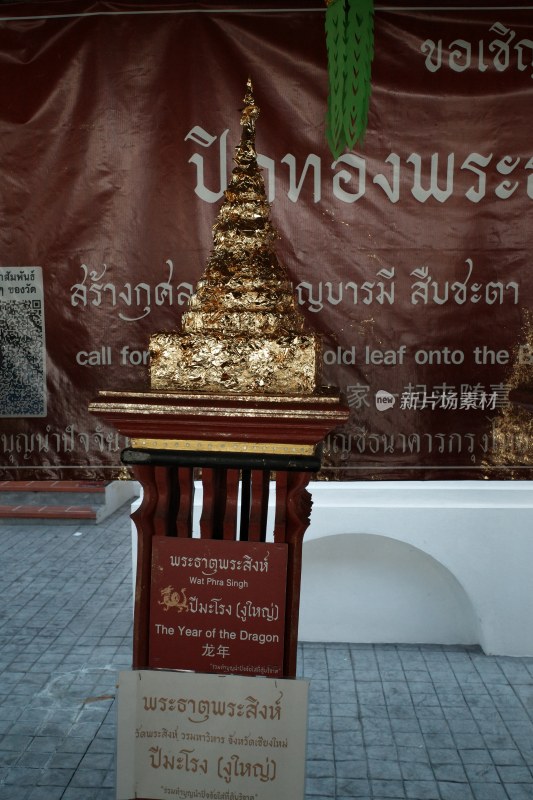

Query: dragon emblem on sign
left=158, top=586, right=188, bottom=613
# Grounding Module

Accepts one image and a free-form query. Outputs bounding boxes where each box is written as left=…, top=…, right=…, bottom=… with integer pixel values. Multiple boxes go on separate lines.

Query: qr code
left=0, top=296, right=47, bottom=417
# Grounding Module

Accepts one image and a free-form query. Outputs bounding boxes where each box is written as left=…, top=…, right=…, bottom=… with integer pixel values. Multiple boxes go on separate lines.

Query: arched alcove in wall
left=298, top=533, right=479, bottom=645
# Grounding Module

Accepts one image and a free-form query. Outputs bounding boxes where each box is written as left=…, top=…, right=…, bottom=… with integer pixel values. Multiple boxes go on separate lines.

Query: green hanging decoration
left=325, top=0, right=374, bottom=159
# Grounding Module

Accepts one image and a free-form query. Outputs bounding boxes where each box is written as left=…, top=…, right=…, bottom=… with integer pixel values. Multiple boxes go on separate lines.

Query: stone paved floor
left=1, top=506, right=532, bottom=799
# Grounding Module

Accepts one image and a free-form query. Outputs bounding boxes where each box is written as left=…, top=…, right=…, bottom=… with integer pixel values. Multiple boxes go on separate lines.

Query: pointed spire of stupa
left=149, top=80, right=322, bottom=395
left=234, top=77, right=261, bottom=166
left=199, top=78, right=290, bottom=297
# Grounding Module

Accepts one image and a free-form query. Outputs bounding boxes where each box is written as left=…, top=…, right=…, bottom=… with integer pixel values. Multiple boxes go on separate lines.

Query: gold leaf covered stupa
left=149, top=79, right=322, bottom=395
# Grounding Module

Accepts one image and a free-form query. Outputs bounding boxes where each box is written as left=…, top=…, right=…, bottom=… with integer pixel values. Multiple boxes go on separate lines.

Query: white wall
left=131, top=480, right=533, bottom=656
left=300, top=481, right=533, bottom=656
left=299, top=533, right=478, bottom=646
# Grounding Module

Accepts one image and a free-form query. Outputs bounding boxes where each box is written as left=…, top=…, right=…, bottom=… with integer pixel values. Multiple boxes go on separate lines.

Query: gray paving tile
left=307, top=742, right=334, bottom=760
left=423, top=732, right=456, bottom=749
left=5, top=720, right=40, bottom=737
left=404, top=780, right=440, bottom=799
left=335, top=743, right=367, bottom=762
left=364, top=729, right=396, bottom=747
left=367, top=758, right=403, bottom=780
left=496, top=765, right=533, bottom=782
left=334, top=729, right=364, bottom=748
left=332, top=717, right=362, bottom=736
left=483, top=733, right=517, bottom=749
left=62, top=789, right=103, bottom=800
left=309, top=701, right=330, bottom=716
left=27, top=788, right=65, bottom=800
left=304, top=776, right=335, bottom=796
left=331, top=701, right=359, bottom=718
left=47, top=751, right=83, bottom=769
left=491, top=748, right=526, bottom=765
left=420, top=717, right=450, bottom=734
left=391, top=717, right=422, bottom=734
left=421, top=711, right=451, bottom=727
left=0, top=787, right=31, bottom=800
left=58, top=768, right=108, bottom=789
left=438, top=781, right=475, bottom=799
left=56, top=736, right=92, bottom=754
left=400, top=761, right=436, bottom=781
left=433, top=763, right=468, bottom=782
left=335, top=778, right=371, bottom=797
left=96, top=790, right=115, bottom=800
left=506, top=785, right=533, bottom=800
left=454, top=732, right=488, bottom=749
left=35, top=768, right=74, bottom=786
left=471, top=783, right=510, bottom=800
left=102, top=768, right=115, bottom=787
left=334, top=759, right=367, bottom=779
left=396, top=731, right=426, bottom=747
left=363, top=718, right=394, bottom=735
left=3, top=766, right=42, bottom=786
left=366, top=745, right=398, bottom=760
left=464, top=763, right=501, bottom=782
left=16, top=751, right=50, bottom=769
left=370, top=778, right=406, bottom=797
left=0, top=734, right=33, bottom=752
left=306, top=759, right=335, bottom=778
left=88, top=736, right=116, bottom=753
left=398, top=746, right=430, bottom=763
left=307, top=728, right=333, bottom=745
left=0, top=754, right=17, bottom=769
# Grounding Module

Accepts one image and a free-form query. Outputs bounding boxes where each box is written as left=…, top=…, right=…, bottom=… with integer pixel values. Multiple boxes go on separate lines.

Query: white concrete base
left=95, top=479, right=140, bottom=523
left=300, top=481, right=533, bottom=657
left=131, top=480, right=533, bottom=657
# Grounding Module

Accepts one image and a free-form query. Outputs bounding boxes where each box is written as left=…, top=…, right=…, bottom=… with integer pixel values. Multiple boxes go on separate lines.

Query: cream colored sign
left=116, top=670, right=308, bottom=800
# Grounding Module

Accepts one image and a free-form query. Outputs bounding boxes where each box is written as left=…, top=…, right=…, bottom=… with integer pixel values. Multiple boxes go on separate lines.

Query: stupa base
left=149, top=331, right=321, bottom=395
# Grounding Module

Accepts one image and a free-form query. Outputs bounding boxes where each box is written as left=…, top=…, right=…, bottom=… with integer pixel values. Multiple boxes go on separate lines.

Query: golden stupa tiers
left=149, top=80, right=321, bottom=395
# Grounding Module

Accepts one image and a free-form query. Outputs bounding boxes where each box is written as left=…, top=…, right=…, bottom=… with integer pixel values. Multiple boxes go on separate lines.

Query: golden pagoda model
left=149, top=80, right=321, bottom=395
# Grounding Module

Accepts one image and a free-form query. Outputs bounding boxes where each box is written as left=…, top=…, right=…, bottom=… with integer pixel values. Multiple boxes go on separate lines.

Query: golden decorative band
left=130, top=437, right=315, bottom=456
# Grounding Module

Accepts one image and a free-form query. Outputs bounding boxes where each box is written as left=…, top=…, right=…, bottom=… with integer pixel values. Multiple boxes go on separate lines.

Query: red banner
left=1, top=1, right=532, bottom=480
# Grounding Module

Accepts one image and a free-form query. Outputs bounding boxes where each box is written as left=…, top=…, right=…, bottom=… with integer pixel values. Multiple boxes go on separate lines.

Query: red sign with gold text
left=149, top=538, right=288, bottom=677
